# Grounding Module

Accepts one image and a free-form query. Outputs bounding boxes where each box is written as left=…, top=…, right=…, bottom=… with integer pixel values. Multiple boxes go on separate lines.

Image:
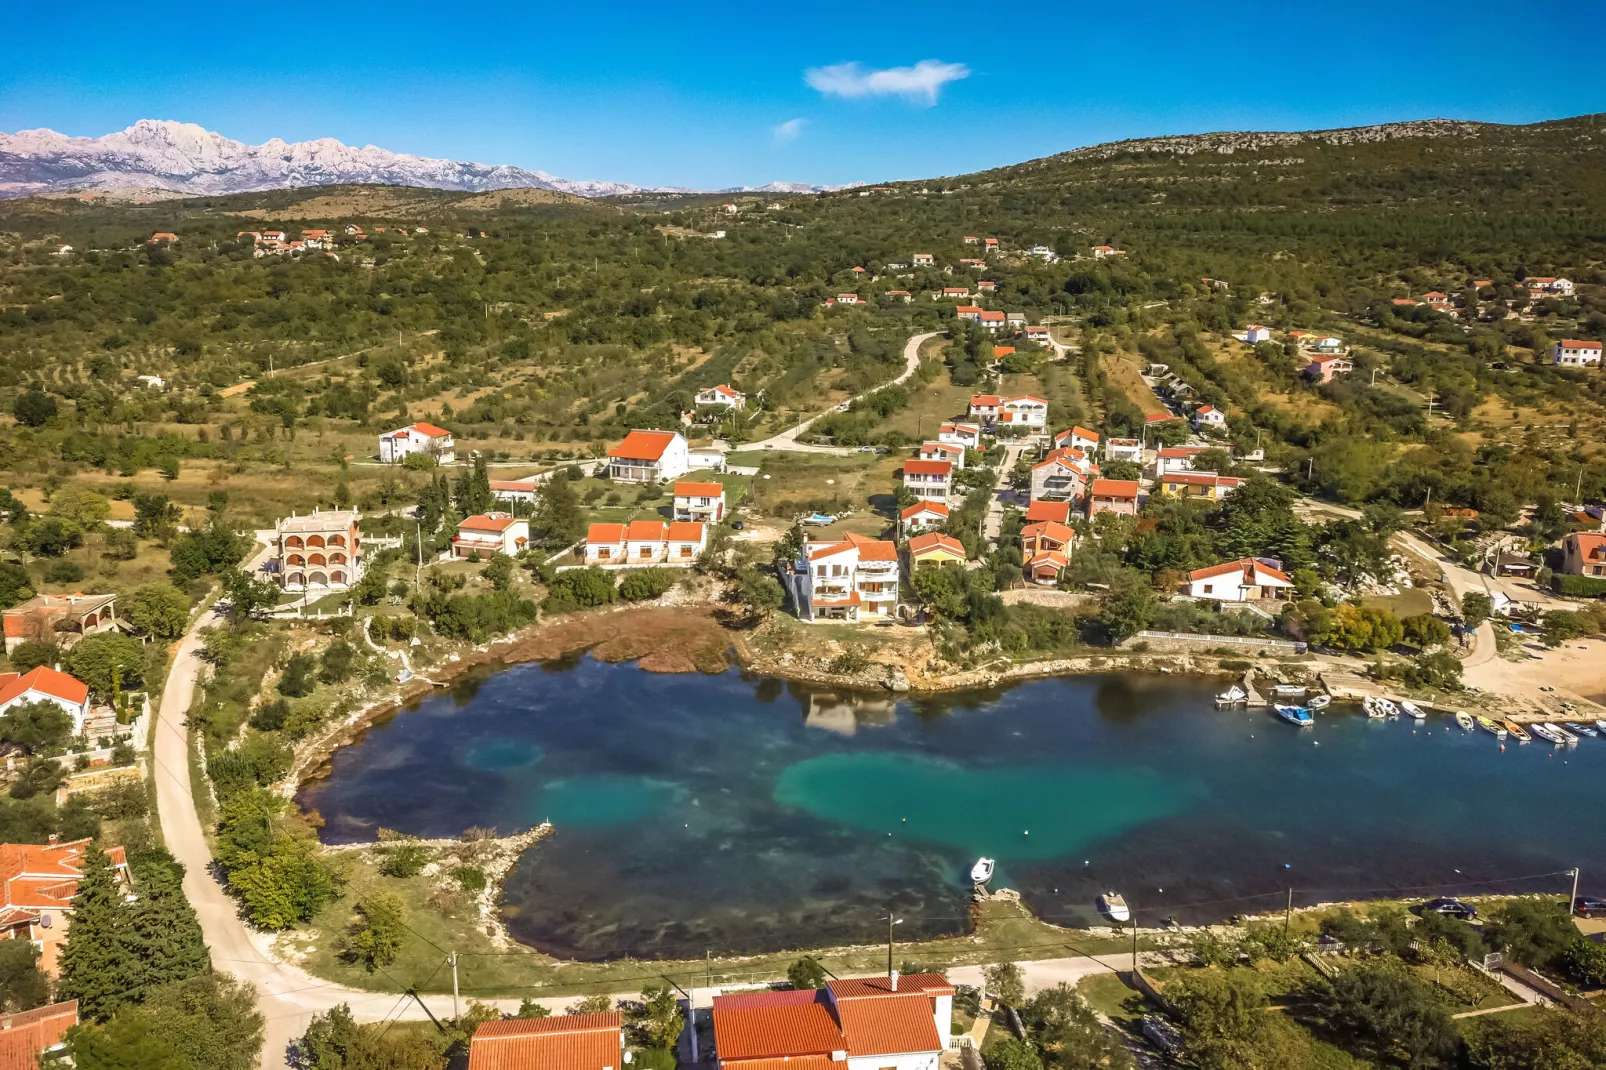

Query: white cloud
left=772, top=118, right=805, bottom=143
left=804, top=60, right=971, bottom=106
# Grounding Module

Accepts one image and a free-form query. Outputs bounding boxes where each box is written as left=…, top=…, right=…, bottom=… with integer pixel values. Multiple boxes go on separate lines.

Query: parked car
left=1418, top=897, right=1477, bottom=920
left=1575, top=896, right=1606, bottom=918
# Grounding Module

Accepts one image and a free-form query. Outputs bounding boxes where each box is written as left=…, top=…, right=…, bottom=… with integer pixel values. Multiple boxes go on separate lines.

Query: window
left=598, top=548, right=611, bottom=560
left=1203, top=584, right=1213, bottom=594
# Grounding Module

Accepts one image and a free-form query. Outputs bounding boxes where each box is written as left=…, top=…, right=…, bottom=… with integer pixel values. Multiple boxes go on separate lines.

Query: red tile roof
left=835, top=995, right=942, bottom=1057
left=902, top=460, right=952, bottom=477
left=1157, top=446, right=1204, bottom=458
left=1145, top=412, right=1180, bottom=423
left=0, top=1000, right=76, bottom=1070
left=827, top=975, right=954, bottom=999
left=587, top=523, right=626, bottom=545
left=626, top=520, right=669, bottom=541
left=1065, top=426, right=1100, bottom=442
left=666, top=521, right=706, bottom=542
left=1559, top=339, right=1602, bottom=349
left=713, top=996, right=844, bottom=1061
left=609, top=430, right=680, bottom=461
left=0, top=666, right=88, bottom=708
left=907, top=532, right=965, bottom=558
left=969, top=394, right=1001, bottom=407
left=1023, top=500, right=1071, bottom=524
left=1164, top=473, right=1242, bottom=489
left=459, top=514, right=520, bottom=533
left=1568, top=532, right=1606, bottom=561
left=1028, top=550, right=1068, bottom=572
left=1021, top=521, right=1075, bottom=544
left=1189, top=558, right=1292, bottom=584
left=0, top=840, right=125, bottom=914
left=1090, top=479, right=1140, bottom=499
left=674, top=481, right=725, bottom=498
left=468, top=1012, right=622, bottom=1070
left=407, top=421, right=452, bottom=438
left=901, top=501, right=949, bottom=520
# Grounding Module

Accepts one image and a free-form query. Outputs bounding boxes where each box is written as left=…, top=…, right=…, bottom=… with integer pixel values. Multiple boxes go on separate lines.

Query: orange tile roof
left=1568, top=532, right=1606, bottom=561
left=1559, top=339, right=1602, bottom=348
left=1021, top=521, right=1075, bottom=544
left=902, top=460, right=952, bottom=477
left=835, top=995, right=942, bottom=1057
left=1157, top=446, right=1204, bottom=458
left=1164, top=473, right=1242, bottom=489
left=1066, top=426, right=1100, bottom=442
left=1028, top=550, right=1068, bottom=571
left=459, top=514, right=521, bottom=533
left=713, top=995, right=844, bottom=1061
left=1090, top=479, right=1140, bottom=498
left=901, top=501, right=949, bottom=520
left=0, top=1000, right=76, bottom=1070
left=674, top=481, right=725, bottom=498
left=827, top=974, right=954, bottom=999
left=490, top=479, right=541, bottom=492
left=626, top=520, right=669, bottom=541
left=407, top=421, right=452, bottom=438
left=843, top=532, right=897, bottom=561
left=969, top=394, right=1001, bottom=407
left=907, top=532, right=965, bottom=558
left=667, top=521, right=706, bottom=542
left=1145, top=412, right=1180, bottom=423
left=609, top=430, right=680, bottom=461
left=978, top=311, right=1005, bottom=322
left=0, top=666, right=87, bottom=708
left=0, top=840, right=125, bottom=914
left=1189, top=558, right=1292, bottom=584
left=587, top=523, right=626, bottom=544
left=1023, top=500, right=1071, bottom=523
left=468, top=1012, right=622, bottom=1070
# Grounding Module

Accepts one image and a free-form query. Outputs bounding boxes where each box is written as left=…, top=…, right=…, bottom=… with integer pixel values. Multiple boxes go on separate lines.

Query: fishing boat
left=1098, top=892, right=1131, bottom=923
left=1214, top=684, right=1248, bottom=706
left=1597, top=719, right=1606, bottom=734
left=1272, top=683, right=1307, bottom=697
left=1275, top=704, right=1314, bottom=728
left=971, top=857, right=995, bottom=884
left=1503, top=720, right=1532, bottom=743
left=1531, top=722, right=1566, bottom=745
left=1364, top=697, right=1389, bottom=719
left=1476, top=716, right=1507, bottom=740
left=1565, top=721, right=1598, bottom=738
left=1399, top=700, right=1426, bottom=720
left=1455, top=711, right=1475, bottom=732
left=1551, top=723, right=1580, bottom=746
left=1307, top=694, right=1331, bottom=711
left=1376, top=698, right=1400, bottom=717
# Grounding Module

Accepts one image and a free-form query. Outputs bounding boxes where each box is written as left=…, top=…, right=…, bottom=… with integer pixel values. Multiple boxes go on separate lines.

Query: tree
left=318, top=641, right=356, bottom=685
left=13, top=516, right=83, bottom=557
left=1021, top=982, right=1134, bottom=1070
left=982, top=961, right=1025, bottom=1008
left=982, top=1036, right=1043, bottom=1070
left=1314, top=603, right=1404, bottom=652
left=124, top=584, right=190, bottom=641
left=0, top=699, right=74, bottom=755
left=787, top=956, right=828, bottom=991
left=1486, top=899, right=1579, bottom=972
left=635, top=983, right=685, bottom=1050
left=49, top=486, right=110, bottom=529
left=66, top=633, right=146, bottom=699
left=124, top=972, right=265, bottom=1070
left=619, top=568, right=676, bottom=602
left=126, top=849, right=210, bottom=995
left=1169, top=970, right=1305, bottom=1070
left=1097, top=575, right=1156, bottom=642
left=339, top=892, right=406, bottom=972
left=131, top=493, right=182, bottom=540
left=570, top=994, right=615, bottom=1015
left=516, top=998, right=552, bottom=1018
left=1461, top=591, right=1492, bottom=629
left=6, top=640, right=59, bottom=675
left=1563, top=935, right=1606, bottom=986
left=532, top=475, right=586, bottom=549
left=0, top=936, right=50, bottom=1013
left=12, top=389, right=57, bottom=427
left=483, top=552, right=514, bottom=592
left=64, top=1014, right=185, bottom=1070
left=221, top=567, right=280, bottom=623
left=1401, top=613, right=1451, bottom=650
left=540, top=568, right=617, bottom=614
left=1466, top=1007, right=1606, bottom=1069
left=1308, top=963, right=1456, bottom=1069
left=299, top=1002, right=445, bottom=1070
left=57, top=844, right=138, bottom=1019
left=734, top=564, right=784, bottom=622
left=278, top=652, right=317, bottom=697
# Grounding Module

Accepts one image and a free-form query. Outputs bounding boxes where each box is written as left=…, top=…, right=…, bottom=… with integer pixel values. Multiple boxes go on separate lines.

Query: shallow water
left=298, top=657, right=1606, bottom=960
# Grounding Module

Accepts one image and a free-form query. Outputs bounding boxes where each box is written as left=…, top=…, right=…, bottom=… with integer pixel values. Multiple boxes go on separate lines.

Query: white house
left=695, top=384, right=746, bottom=409
left=0, top=666, right=91, bottom=734
left=673, top=480, right=727, bottom=522
left=593, top=519, right=708, bottom=567
left=913, top=253, right=934, bottom=265
left=54, top=244, right=72, bottom=255
left=584, top=523, right=626, bottom=565
left=608, top=429, right=690, bottom=483
left=1553, top=340, right=1602, bottom=367
left=665, top=521, right=708, bottom=564
left=799, top=533, right=900, bottom=622
left=903, top=460, right=952, bottom=502
left=452, top=514, right=529, bottom=559
left=917, top=441, right=964, bottom=468
left=1056, top=426, right=1101, bottom=455
left=135, top=374, right=167, bottom=390
left=1030, top=245, right=1058, bottom=260
left=380, top=422, right=455, bottom=465
left=997, top=395, right=1047, bottom=430
left=490, top=477, right=543, bottom=506
left=900, top=501, right=950, bottom=535
left=1241, top=325, right=1272, bottom=344
left=1527, top=277, right=1575, bottom=297
left=1186, top=558, right=1295, bottom=601
left=1192, top=404, right=1227, bottom=430
left=977, top=310, right=1006, bottom=331
left=967, top=394, right=1001, bottom=421
left=712, top=974, right=953, bottom=1070
left=835, top=293, right=860, bottom=305
left=937, top=421, right=982, bottom=449
left=1154, top=446, right=1208, bottom=478
left=1030, top=454, right=1089, bottom=502
left=1107, top=437, right=1143, bottom=464
left=625, top=520, right=670, bottom=564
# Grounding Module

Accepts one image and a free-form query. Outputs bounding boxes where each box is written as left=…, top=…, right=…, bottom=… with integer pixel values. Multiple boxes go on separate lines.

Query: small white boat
left=1548, top=723, right=1580, bottom=746
left=1364, top=697, right=1388, bottom=719
left=1215, top=684, right=1248, bottom=706
left=1098, top=892, right=1131, bottom=923
left=1273, top=683, right=1307, bottom=696
left=1596, top=719, right=1606, bottom=734
left=1531, top=723, right=1567, bottom=745
left=971, top=857, right=995, bottom=884
left=1399, top=700, right=1426, bottom=720
left=1565, top=721, right=1597, bottom=738
left=1275, top=704, right=1314, bottom=728
left=1455, top=712, right=1475, bottom=732
left=1307, top=694, right=1331, bottom=711
left=1376, top=699, right=1400, bottom=717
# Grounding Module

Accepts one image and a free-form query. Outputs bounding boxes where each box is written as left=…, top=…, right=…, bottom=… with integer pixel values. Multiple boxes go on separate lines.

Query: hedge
left=1551, top=573, right=1606, bottom=597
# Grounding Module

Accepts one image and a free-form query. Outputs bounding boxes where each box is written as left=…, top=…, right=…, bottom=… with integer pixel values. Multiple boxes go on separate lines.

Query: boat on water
left=1275, top=704, right=1314, bottom=727
left=1476, top=716, right=1508, bottom=739
left=1215, top=684, right=1248, bottom=706
left=1597, top=719, right=1606, bottom=734
left=1531, top=722, right=1567, bottom=745
left=1376, top=698, right=1400, bottom=717
left=1098, top=892, right=1131, bottom=923
left=1503, top=720, right=1532, bottom=743
left=971, top=857, right=995, bottom=884
left=1551, top=723, right=1580, bottom=746
left=1364, top=697, right=1389, bottom=719
left=1307, top=694, right=1331, bottom=711
left=1273, top=683, right=1307, bottom=696
left=1455, top=712, right=1476, bottom=732
left=1399, top=700, right=1426, bottom=720
left=1566, top=721, right=1598, bottom=738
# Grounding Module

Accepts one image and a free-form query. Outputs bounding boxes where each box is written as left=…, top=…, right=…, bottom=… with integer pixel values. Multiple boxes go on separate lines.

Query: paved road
left=745, top=331, right=940, bottom=454
left=982, top=441, right=1030, bottom=544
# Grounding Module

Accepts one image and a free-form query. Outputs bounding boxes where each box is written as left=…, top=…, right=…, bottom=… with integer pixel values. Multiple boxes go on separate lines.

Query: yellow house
left=1161, top=472, right=1244, bottom=502
left=908, top=531, right=967, bottom=568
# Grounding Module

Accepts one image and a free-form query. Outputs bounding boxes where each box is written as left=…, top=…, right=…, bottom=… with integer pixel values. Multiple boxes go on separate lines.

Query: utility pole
left=415, top=517, right=423, bottom=590
left=448, top=952, right=459, bottom=1019
left=1570, top=868, right=1581, bottom=915
left=883, top=910, right=903, bottom=978
left=1284, top=888, right=1294, bottom=935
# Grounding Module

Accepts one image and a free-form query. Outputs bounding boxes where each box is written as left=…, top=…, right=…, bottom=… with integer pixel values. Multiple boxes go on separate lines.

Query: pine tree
left=532, top=474, right=584, bottom=549
left=57, top=844, right=137, bottom=1020
left=126, top=851, right=210, bottom=997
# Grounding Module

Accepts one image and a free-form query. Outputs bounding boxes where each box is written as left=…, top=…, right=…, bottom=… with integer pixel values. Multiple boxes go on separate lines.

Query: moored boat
left=1098, top=892, right=1131, bottom=923
left=1503, top=720, right=1531, bottom=743
left=1215, top=684, right=1248, bottom=706
left=1399, top=700, right=1426, bottom=720
left=1476, top=716, right=1507, bottom=739
left=971, top=857, right=995, bottom=884
left=1597, top=719, right=1606, bottom=734
left=1275, top=704, right=1314, bottom=727
left=1307, top=693, right=1331, bottom=710
left=1455, top=711, right=1475, bottom=732
left=1551, top=723, right=1580, bottom=746
left=1376, top=699, right=1400, bottom=717
left=1273, top=683, right=1307, bottom=696
left=1531, top=722, right=1566, bottom=745
left=1364, top=697, right=1388, bottom=719
left=1566, top=721, right=1598, bottom=738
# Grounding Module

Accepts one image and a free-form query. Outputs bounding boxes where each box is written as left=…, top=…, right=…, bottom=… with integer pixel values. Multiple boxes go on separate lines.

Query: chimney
left=47, top=834, right=57, bottom=846
left=889, top=970, right=899, bottom=992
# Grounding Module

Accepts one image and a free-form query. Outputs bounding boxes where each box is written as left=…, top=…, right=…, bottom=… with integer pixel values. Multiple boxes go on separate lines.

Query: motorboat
left=1275, top=704, right=1314, bottom=728
left=1364, top=697, right=1389, bottom=719
left=1503, top=720, right=1532, bottom=743
left=1476, top=716, right=1507, bottom=740
left=1597, top=719, right=1606, bottom=734
left=1399, top=700, right=1426, bottom=720
left=1455, top=712, right=1475, bottom=732
left=971, top=857, right=996, bottom=884
left=1376, top=699, right=1400, bottom=717
left=1551, top=723, right=1580, bottom=746
left=1098, top=892, right=1131, bottom=923
left=1565, top=721, right=1598, bottom=738
left=1307, top=694, right=1331, bottom=711
left=1531, top=723, right=1566, bottom=745
left=1215, top=684, right=1248, bottom=706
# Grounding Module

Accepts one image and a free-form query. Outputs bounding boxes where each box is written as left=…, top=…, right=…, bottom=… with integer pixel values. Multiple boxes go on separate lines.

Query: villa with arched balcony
left=273, top=508, right=363, bottom=592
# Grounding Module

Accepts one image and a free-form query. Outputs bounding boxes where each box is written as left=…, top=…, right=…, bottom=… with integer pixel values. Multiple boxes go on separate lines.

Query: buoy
left=1284, top=863, right=1291, bottom=869
left=1024, top=830, right=1029, bottom=836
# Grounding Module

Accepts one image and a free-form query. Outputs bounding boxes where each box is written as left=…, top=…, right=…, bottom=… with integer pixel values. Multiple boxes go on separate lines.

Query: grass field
left=1361, top=588, right=1435, bottom=618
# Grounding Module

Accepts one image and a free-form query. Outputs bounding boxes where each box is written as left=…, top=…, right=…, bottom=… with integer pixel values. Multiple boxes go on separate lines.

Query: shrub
left=1551, top=573, right=1606, bottom=597
left=452, top=866, right=487, bottom=894
left=249, top=699, right=291, bottom=732
left=380, top=842, right=430, bottom=878
left=277, top=653, right=317, bottom=698
left=618, top=568, right=676, bottom=602
left=540, top=568, right=616, bottom=615
left=42, top=560, right=85, bottom=584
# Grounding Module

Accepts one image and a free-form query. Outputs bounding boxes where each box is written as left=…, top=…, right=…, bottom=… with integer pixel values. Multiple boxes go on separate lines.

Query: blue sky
left=6, top=1, right=1605, bottom=189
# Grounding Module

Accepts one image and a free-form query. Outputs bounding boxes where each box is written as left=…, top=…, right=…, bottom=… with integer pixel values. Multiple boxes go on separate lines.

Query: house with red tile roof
left=1023, top=500, right=1072, bottom=525
left=1145, top=412, right=1182, bottom=425
left=0, top=1000, right=77, bottom=1067
left=1154, top=446, right=1208, bottom=478
left=147, top=232, right=178, bottom=244
left=967, top=394, right=1001, bottom=420
left=900, top=500, right=949, bottom=536
left=490, top=477, right=543, bottom=506
left=912, top=253, right=934, bottom=265
left=799, top=533, right=900, bottom=622
left=696, top=384, right=747, bottom=410
left=713, top=973, right=953, bottom=1070
left=2, top=593, right=118, bottom=654
left=1055, top=426, right=1100, bottom=455
left=585, top=523, right=627, bottom=565
left=902, top=460, right=953, bottom=503
left=1186, top=558, right=1294, bottom=600
left=1087, top=479, right=1141, bottom=518
left=608, top=430, right=690, bottom=483
left=1025, top=550, right=1069, bottom=586
left=1021, top=521, right=1075, bottom=560
left=1030, top=452, right=1091, bottom=503
left=1304, top=354, right=1353, bottom=383
left=834, top=293, right=861, bottom=305
left=1191, top=403, right=1227, bottom=430
left=468, top=1012, right=624, bottom=1070
left=0, top=839, right=127, bottom=973
left=1160, top=472, right=1244, bottom=502
left=1106, top=437, right=1143, bottom=464
left=907, top=532, right=966, bottom=569
left=1091, top=245, right=1125, bottom=258
left=1421, top=291, right=1452, bottom=310
left=1562, top=532, right=1606, bottom=577
left=998, top=394, right=1047, bottom=429
left=937, top=421, right=982, bottom=449
left=0, top=667, right=91, bottom=734
left=666, top=521, right=709, bottom=564
left=452, top=514, right=529, bottom=559
left=625, top=520, right=670, bottom=564
left=1552, top=340, right=1602, bottom=367
left=674, top=481, right=727, bottom=523
left=886, top=290, right=913, bottom=302
left=916, top=441, right=964, bottom=469
left=380, top=421, right=455, bottom=465
left=1527, top=276, right=1575, bottom=297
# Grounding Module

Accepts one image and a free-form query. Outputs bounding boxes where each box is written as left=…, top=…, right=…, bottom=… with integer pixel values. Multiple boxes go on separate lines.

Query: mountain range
left=0, top=120, right=855, bottom=199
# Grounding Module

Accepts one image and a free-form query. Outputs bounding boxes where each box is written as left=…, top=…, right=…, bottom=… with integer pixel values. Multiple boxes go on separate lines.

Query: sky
left=5, top=1, right=1606, bottom=190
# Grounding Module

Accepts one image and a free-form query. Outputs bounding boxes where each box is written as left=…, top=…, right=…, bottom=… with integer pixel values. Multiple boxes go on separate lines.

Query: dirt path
left=746, top=331, right=938, bottom=453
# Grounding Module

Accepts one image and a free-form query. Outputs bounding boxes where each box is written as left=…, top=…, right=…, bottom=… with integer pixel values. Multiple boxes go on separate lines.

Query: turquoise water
left=297, top=658, right=1606, bottom=961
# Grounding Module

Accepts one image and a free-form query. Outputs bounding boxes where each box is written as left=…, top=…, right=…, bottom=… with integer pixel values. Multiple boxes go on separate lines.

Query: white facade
left=1107, top=438, right=1143, bottom=463
left=695, top=385, right=746, bottom=409
left=608, top=430, right=690, bottom=483
left=1154, top=448, right=1205, bottom=478
left=452, top=515, right=529, bottom=559
left=380, top=422, right=455, bottom=465
left=903, top=461, right=952, bottom=502
left=917, top=442, right=964, bottom=468
left=1030, top=458, right=1087, bottom=502
left=1553, top=341, right=1602, bottom=367
left=1192, top=405, right=1227, bottom=429
left=938, top=421, right=982, bottom=448
left=801, top=535, right=900, bottom=622
left=673, top=482, right=727, bottom=522
left=998, top=396, right=1048, bottom=429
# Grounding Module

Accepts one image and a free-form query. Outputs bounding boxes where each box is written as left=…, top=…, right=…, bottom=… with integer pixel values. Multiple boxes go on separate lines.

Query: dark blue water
left=297, top=657, right=1606, bottom=960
